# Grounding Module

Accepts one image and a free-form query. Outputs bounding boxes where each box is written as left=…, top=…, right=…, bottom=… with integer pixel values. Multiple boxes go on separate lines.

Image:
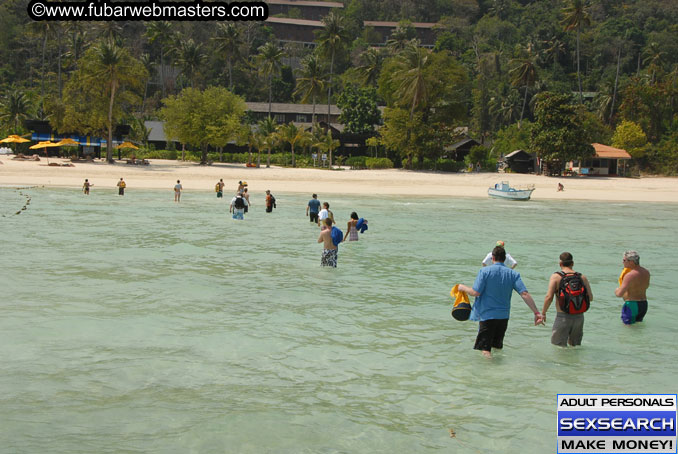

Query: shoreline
left=2, top=156, right=678, bottom=203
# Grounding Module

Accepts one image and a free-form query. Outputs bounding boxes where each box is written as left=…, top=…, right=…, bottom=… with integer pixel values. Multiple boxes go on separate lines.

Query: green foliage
left=531, top=92, right=595, bottom=164
left=336, top=84, right=381, bottom=133
left=345, top=156, right=367, bottom=169
left=464, top=144, right=496, bottom=171
left=160, top=86, right=246, bottom=164
left=492, top=122, right=533, bottom=158
left=644, top=132, right=678, bottom=175
left=612, top=120, right=648, bottom=158
left=365, top=157, right=394, bottom=169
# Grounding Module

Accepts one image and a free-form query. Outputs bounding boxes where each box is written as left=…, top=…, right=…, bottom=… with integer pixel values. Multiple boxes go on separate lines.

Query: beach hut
left=443, top=138, right=481, bottom=162
left=567, top=143, right=632, bottom=176
left=503, top=149, right=535, bottom=173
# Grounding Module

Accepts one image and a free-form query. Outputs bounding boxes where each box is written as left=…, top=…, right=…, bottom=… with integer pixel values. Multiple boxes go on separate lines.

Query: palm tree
left=0, top=89, right=32, bottom=133
left=391, top=41, right=432, bottom=168
left=275, top=123, right=310, bottom=167
left=294, top=53, right=325, bottom=129
left=315, top=11, right=350, bottom=125
left=561, top=0, right=591, bottom=104
left=255, top=41, right=285, bottom=119
left=642, top=42, right=665, bottom=84
left=356, top=47, right=385, bottom=87
left=213, top=23, right=243, bottom=90
left=314, top=129, right=340, bottom=168
left=509, top=47, right=538, bottom=128
left=258, top=117, right=277, bottom=167
left=88, top=41, right=146, bottom=163
left=173, top=38, right=205, bottom=88
left=541, top=34, right=566, bottom=75
left=145, top=21, right=174, bottom=97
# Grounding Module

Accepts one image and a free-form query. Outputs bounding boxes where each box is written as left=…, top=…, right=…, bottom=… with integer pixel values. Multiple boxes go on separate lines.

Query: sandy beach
left=1, top=156, right=677, bottom=202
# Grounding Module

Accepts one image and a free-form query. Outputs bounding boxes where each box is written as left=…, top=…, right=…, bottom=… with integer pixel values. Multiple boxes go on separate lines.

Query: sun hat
left=496, top=240, right=505, bottom=247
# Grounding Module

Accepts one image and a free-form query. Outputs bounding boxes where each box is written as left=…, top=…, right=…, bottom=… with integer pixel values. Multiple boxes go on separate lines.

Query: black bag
left=234, top=195, right=245, bottom=209
left=557, top=272, right=590, bottom=314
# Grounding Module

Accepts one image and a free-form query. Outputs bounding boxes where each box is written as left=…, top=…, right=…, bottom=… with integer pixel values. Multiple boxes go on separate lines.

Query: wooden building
left=568, top=143, right=632, bottom=176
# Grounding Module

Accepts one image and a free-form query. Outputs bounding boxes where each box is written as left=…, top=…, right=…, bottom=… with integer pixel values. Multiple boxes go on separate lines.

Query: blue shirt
left=470, top=262, right=528, bottom=321
left=308, top=199, right=321, bottom=214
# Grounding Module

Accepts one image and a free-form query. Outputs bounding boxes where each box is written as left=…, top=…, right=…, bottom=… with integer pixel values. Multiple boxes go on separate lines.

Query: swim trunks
left=321, top=249, right=337, bottom=267
left=474, top=319, right=508, bottom=352
left=232, top=209, right=244, bottom=220
left=310, top=213, right=319, bottom=223
left=349, top=225, right=358, bottom=241
left=217, top=191, right=223, bottom=198
left=622, top=300, right=648, bottom=325
left=551, top=312, right=584, bottom=347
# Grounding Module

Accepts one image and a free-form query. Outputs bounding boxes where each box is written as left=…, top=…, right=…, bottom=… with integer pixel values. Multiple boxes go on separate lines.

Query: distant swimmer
left=265, top=190, right=276, bottom=213
left=83, top=179, right=93, bottom=195
left=482, top=240, right=517, bottom=269
left=117, top=178, right=126, bottom=196
left=344, top=212, right=359, bottom=242
left=174, top=180, right=182, bottom=202
left=615, top=250, right=650, bottom=325
left=318, top=218, right=338, bottom=267
left=542, top=252, right=593, bottom=347
left=457, top=246, right=543, bottom=358
left=307, top=193, right=320, bottom=224
left=216, top=179, right=224, bottom=198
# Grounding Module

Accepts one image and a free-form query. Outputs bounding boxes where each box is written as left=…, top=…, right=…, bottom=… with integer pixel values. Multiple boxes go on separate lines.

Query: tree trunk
left=312, top=93, right=316, bottom=130
left=519, top=85, right=528, bottom=129
left=610, top=46, right=621, bottom=125
left=228, top=59, right=233, bottom=90
left=291, top=143, right=295, bottom=167
left=107, top=80, right=117, bottom=163
left=160, top=49, right=166, bottom=97
left=267, top=147, right=271, bottom=168
left=57, top=28, right=63, bottom=99
left=576, top=26, right=583, bottom=104
left=257, top=149, right=261, bottom=168
left=268, top=73, right=273, bottom=119
left=41, top=31, right=47, bottom=99
left=201, top=145, right=208, bottom=165
left=327, top=52, right=334, bottom=125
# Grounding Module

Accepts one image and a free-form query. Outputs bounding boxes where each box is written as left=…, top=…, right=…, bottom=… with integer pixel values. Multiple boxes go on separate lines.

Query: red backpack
left=557, top=272, right=590, bottom=314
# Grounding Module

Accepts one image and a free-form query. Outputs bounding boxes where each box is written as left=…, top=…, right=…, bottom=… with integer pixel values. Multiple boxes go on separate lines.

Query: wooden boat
left=488, top=181, right=535, bottom=200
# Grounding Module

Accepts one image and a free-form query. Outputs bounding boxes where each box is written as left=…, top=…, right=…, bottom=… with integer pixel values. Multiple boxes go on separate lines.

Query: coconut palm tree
left=294, top=53, right=325, bottom=129
left=255, top=41, right=285, bottom=119
left=88, top=41, right=145, bottom=163
left=257, top=117, right=277, bottom=167
left=0, top=89, right=33, bottom=133
left=356, top=47, right=385, bottom=87
left=314, top=129, right=340, bottom=168
left=642, top=42, right=665, bottom=84
left=173, top=38, right=205, bottom=88
left=145, top=21, right=174, bottom=97
left=315, top=11, right=350, bottom=125
left=213, top=23, right=243, bottom=90
left=509, top=46, right=538, bottom=128
left=275, top=123, right=310, bottom=167
left=561, top=0, right=591, bottom=104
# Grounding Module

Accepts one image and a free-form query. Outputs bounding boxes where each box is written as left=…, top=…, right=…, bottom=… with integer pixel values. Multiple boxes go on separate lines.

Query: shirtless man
left=614, top=250, right=651, bottom=325
left=542, top=252, right=593, bottom=347
left=317, top=218, right=337, bottom=267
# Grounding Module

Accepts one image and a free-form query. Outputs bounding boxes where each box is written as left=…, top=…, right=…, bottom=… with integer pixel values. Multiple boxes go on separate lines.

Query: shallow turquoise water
left=0, top=186, right=676, bottom=453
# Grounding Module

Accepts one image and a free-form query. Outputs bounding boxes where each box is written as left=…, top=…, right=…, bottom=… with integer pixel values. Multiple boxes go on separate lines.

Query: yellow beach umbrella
left=56, top=138, right=79, bottom=146
left=29, top=141, right=61, bottom=163
left=1, top=135, right=30, bottom=144
left=116, top=141, right=139, bottom=149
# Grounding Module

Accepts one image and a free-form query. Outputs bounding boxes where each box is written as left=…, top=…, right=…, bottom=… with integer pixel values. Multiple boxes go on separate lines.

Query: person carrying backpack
left=265, top=190, right=276, bottom=213
left=230, top=193, right=248, bottom=220
left=542, top=252, right=593, bottom=347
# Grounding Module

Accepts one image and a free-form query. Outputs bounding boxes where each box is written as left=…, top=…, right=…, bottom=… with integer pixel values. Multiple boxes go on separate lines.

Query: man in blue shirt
left=306, top=193, right=321, bottom=224
left=459, top=246, right=544, bottom=358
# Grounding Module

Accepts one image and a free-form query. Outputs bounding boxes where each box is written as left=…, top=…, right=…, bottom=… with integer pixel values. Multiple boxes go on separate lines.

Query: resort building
left=567, top=143, right=632, bottom=176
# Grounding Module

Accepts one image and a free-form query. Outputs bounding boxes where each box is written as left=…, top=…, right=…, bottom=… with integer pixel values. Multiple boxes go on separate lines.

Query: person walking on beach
left=542, top=252, right=593, bottom=347
left=174, top=180, right=182, bottom=202
left=83, top=179, right=93, bottom=195
left=344, top=212, right=359, bottom=242
left=216, top=179, right=224, bottom=198
left=482, top=241, right=517, bottom=269
left=230, top=192, right=248, bottom=220
left=117, top=178, right=126, bottom=196
left=318, top=202, right=334, bottom=227
left=243, top=188, right=250, bottom=213
left=457, top=246, right=544, bottom=358
left=307, top=194, right=321, bottom=224
left=615, top=250, right=650, bottom=325
left=265, top=190, right=276, bottom=213
left=318, top=218, right=338, bottom=267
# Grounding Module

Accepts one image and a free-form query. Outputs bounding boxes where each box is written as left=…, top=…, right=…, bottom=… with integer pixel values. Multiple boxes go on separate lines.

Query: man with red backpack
left=542, top=252, right=593, bottom=347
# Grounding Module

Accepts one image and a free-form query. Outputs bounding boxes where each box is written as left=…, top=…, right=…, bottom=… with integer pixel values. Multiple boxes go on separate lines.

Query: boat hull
left=488, top=188, right=534, bottom=200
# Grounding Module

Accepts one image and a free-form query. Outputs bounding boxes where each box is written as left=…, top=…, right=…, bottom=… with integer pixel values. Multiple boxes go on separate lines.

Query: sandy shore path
left=1, top=157, right=677, bottom=202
